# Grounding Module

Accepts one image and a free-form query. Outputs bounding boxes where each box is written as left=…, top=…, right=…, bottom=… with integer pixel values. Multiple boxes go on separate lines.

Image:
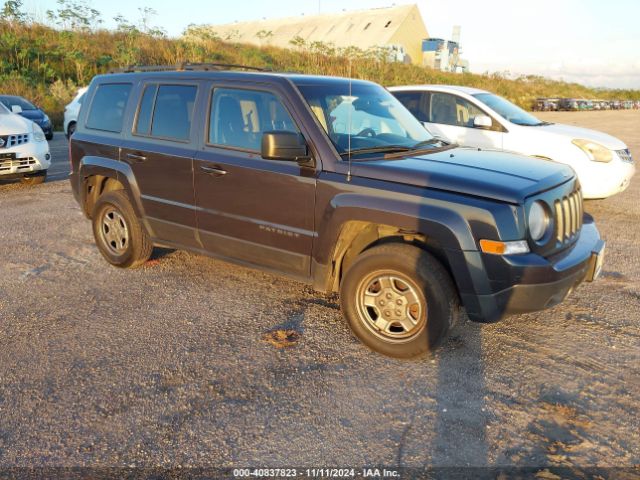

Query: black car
left=68, top=64, right=605, bottom=358
left=0, top=95, right=53, bottom=140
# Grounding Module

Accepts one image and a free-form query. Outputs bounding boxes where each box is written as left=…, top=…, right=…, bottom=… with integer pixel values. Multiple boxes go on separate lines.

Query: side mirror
left=473, top=114, right=492, bottom=129
left=261, top=131, right=310, bottom=162
left=11, top=105, right=22, bottom=114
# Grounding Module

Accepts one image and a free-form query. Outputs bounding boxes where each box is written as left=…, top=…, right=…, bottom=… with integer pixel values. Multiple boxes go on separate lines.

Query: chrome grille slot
left=0, top=158, right=37, bottom=172
left=555, top=200, right=564, bottom=242
left=0, top=134, right=29, bottom=148
left=616, top=149, right=633, bottom=163
left=562, top=198, right=571, bottom=240
left=570, top=194, right=578, bottom=233
left=554, top=188, right=583, bottom=243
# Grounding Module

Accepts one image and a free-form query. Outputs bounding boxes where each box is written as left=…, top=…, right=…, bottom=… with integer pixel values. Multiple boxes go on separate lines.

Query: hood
left=351, top=147, right=575, bottom=204
left=19, top=109, right=44, bottom=121
left=0, top=113, right=33, bottom=135
left=536, top=123, right=626, bottom=150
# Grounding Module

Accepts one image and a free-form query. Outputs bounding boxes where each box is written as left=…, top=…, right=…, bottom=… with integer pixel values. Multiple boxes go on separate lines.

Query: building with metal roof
left=202, top=4, right=429, bottom=65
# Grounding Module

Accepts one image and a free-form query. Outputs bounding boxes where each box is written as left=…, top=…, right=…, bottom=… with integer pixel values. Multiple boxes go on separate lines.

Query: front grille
left=0, top=157, right=37, bottom=172
left=616, top=149, right=633, bottom=163
left=0, top=134, right=29, bottom=148
left=554, top=188, right=583, bottom=243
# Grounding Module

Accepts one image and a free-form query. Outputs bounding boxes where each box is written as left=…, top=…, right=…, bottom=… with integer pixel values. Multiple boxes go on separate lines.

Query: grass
left=1, top=20, right=638, bottom=129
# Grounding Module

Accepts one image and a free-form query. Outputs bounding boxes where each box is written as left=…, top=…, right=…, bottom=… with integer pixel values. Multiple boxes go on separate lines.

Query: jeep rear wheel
left=92, top=190, right=152, bottom=268
left=340, top=243, right=459, bottom=358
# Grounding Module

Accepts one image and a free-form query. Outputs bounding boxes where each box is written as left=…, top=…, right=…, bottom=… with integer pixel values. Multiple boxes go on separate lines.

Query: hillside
left=1, top=19, right=639, bottom=129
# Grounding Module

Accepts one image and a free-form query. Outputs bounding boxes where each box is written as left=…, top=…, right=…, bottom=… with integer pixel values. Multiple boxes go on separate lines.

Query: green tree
left=46, top=0, right=103, bottom=31
left=2, top=0, right=28, bottom=23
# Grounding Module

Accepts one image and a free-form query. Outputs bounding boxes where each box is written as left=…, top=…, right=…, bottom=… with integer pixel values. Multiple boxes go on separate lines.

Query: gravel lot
left=0, top=113, right=638, bottom=474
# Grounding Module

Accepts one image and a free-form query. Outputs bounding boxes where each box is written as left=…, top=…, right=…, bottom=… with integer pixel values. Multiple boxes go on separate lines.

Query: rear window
left=86, top=83, right=132, bottom=133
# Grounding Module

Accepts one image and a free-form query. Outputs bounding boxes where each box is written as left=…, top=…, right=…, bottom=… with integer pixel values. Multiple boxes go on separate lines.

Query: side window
left=135, top=84, right=157, bottom=135
left=430, top=92, right=488, bottom=128
left=149, top=85, right=197, bottom=141
left=208, top=88, right=299, bottom=152
left=86, top=83, right=132, bottom=133
left=393, top=91, right=430, bottom=123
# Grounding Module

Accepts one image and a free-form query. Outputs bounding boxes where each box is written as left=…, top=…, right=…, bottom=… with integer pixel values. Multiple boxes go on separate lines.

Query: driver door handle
left=126, top=153, right=147, bottom=163
left=200, top=165, right=227, bottom=176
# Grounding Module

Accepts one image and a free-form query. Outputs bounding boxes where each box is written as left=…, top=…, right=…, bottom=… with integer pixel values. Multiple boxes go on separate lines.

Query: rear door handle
left=200, top=165, right=227, bottom=176
left=126, top=153, right=147, bottom=163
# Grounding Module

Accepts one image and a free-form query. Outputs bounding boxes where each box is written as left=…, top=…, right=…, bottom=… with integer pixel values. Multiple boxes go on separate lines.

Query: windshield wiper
left=412, top=138, right=448, bottom=149
left=340, top=145, right=413, bottom=158
left=519, top=121, right=552, bottom=127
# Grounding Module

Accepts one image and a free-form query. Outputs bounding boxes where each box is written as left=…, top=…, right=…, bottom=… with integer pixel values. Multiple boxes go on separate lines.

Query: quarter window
left=208, top=88, right=299, bottom=152
left=430, top=92, right=488, bottom=128
left=86, top=83, right=132, bottom=133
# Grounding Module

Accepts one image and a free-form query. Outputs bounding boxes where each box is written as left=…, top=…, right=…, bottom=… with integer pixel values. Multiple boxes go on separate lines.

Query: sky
left=27, top=0, right=640, bottom=89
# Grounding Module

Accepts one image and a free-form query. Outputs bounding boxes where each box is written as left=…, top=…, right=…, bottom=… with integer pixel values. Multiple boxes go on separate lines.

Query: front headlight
left=528, top=201, right=550, bottom=242
left=32, top=122, right=46, bottom=142
left=572, top=139, right=613, bottom=163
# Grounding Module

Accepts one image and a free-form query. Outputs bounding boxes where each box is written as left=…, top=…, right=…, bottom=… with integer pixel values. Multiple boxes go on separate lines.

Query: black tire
left=20, top=170, right=47, bottom=185
left=45, top=132, right=53, bottom=141
left=91, top=190, right=153, bottom=268
left=67, top=122, right=76, bottom=139
left=340, top=243, right=460, bottom=358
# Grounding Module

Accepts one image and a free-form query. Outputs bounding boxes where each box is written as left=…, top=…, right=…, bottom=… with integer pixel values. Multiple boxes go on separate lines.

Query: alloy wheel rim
left=100, top=208, right=129, bottom=255
left=355, top=270, right=426, bottom=343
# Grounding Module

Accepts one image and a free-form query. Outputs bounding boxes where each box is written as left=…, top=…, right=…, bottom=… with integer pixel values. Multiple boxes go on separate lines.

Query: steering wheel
left=356, top=128, right=376, bottom=137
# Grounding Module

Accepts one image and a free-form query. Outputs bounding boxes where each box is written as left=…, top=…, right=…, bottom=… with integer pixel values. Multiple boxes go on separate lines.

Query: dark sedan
left=0, top=95, right=53, bottom=140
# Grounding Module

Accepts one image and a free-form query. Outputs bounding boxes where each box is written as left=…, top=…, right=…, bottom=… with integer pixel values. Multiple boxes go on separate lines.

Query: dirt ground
left=0, top=112, right=638, bottom=476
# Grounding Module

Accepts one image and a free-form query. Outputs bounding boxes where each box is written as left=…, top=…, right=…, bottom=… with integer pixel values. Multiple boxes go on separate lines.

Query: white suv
left=390, top=85, right=635, bottom=199
left=0, top=101, right=51, bottom=185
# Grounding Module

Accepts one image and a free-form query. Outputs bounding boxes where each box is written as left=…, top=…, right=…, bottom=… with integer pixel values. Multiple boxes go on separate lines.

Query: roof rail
left=108, top=62, right=272, bottom=74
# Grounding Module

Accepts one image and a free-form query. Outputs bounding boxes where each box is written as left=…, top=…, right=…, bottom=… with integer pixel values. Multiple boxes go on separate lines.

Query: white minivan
left=390, top=85, right=635, bottom=199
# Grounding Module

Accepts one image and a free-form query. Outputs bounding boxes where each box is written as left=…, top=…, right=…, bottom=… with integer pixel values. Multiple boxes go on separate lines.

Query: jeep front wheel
left=340, top=243, right=459, bottom=358
left=92, top=190, right=152, bottom=268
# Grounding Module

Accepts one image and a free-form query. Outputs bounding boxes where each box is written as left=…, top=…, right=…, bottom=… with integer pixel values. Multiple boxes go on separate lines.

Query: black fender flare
left=77, top=156, right=152, bottom=235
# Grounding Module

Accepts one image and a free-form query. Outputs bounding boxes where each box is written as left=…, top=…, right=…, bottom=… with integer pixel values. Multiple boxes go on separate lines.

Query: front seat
left=217, top=96, right=248, bottom=146
left=432, top=100, right=457, bottom=125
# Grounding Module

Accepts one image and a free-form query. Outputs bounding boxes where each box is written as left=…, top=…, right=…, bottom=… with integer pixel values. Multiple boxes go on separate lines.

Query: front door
left=194, top=85, right=316, bottom=279
left=425, top=92, right=503, bottom=150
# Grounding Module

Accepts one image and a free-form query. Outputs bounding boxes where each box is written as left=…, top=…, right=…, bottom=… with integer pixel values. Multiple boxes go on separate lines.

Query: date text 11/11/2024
left=232, top=468, right=400, bottom=477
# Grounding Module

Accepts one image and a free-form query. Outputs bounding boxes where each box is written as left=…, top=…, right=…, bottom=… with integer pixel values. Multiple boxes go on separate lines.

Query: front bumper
left=460, top=216, right=604, bottom=322
left=576, top=156, right=635, bottom=199
left=0, top=140, right=51, bottom=179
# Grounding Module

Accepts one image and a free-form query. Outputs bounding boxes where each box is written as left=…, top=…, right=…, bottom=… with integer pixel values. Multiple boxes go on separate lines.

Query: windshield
left=0, top=96, right=37, bottom=111
left=296, top=82, right=439, bottom=159
left=473, top=93, right=544, bottom=126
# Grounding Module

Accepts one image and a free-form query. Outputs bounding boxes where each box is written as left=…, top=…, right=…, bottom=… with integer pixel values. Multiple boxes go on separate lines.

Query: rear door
left=193, top=82, right=317, bottom=279
left=120, top=81, right=204, bottom=248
